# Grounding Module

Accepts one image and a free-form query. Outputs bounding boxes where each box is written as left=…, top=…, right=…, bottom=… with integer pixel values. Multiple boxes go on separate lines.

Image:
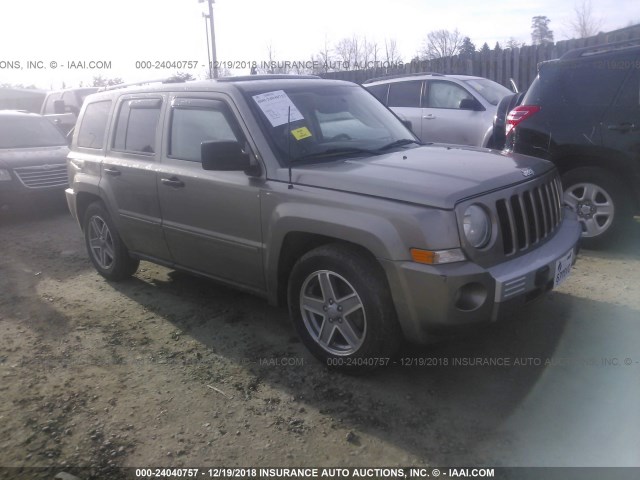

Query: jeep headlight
left=0, top=169, right=11, bottom=181
left=463, top=204, right=491, bottom=248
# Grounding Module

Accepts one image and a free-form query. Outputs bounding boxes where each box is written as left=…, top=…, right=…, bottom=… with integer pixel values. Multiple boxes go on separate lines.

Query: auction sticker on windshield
left=554, top=249, right=573, bottom=288
left=253, top=90, right=303, bottom=127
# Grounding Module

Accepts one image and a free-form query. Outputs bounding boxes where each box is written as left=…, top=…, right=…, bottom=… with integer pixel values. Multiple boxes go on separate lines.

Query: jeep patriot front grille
left=496, top=176, right=564, bottom=255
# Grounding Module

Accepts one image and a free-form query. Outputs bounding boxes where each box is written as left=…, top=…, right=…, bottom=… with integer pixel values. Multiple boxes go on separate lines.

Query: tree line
left=1, top=1, right=609, bottom=88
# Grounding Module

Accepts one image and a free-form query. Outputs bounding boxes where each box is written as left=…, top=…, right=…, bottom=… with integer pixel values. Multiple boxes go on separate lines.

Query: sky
left=0, top=0, right=637, bottom=89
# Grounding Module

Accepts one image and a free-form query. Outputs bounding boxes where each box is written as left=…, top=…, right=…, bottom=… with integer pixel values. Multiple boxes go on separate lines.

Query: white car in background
left=364, top=73, right=512, bottom=148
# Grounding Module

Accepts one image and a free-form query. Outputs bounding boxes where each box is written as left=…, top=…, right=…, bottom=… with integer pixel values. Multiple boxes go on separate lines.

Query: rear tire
left=83, top=202, right=139, bottom=281
left=287, top=243, right=401, bottom=372
left=561, top=167, right=632, bottom=249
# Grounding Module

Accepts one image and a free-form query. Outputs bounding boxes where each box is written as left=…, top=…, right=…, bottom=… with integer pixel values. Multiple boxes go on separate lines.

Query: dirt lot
left=1, top=200, right=640, bottom=478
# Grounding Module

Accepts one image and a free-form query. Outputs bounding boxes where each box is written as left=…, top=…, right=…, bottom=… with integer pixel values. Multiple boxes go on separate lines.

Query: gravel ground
left=1, top=200, right=639, bottom=479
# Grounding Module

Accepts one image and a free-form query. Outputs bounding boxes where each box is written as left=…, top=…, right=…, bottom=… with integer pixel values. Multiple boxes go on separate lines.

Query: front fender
left=263, top=200, right=405, bottom=301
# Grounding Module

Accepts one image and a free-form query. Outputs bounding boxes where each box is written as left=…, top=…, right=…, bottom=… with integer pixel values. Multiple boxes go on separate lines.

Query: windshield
left=463, top=78, right=511, bottom=105
left=0, top=115, right=67, bottom=148
left=243, top=83, right=418, bottom=164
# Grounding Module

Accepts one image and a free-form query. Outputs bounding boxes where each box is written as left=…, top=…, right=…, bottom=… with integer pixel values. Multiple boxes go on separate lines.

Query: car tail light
left=505, top=105, right=541, bottom=136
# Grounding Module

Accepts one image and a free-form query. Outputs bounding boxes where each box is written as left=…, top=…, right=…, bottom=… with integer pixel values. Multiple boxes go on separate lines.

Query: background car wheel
left=562, top=167, right=631, bottom=249
left=287, top=243, right=401, bottom=372
left=83, top=202, right=140, bottom=281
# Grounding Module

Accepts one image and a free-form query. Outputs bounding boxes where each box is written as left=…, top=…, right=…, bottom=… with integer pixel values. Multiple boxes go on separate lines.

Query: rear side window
left=366, top=84, right=389, bottom=104
left=112, top=98, right=162, bottom=154
left=77, top=101, right=111, bottom=149
left=387, top=81, right=422, bottom=108
left=169, top=100, right=241, bottom=163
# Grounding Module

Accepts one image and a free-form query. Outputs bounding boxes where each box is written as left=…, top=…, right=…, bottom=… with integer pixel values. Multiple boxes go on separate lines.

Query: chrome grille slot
left=13, top=164, right=68, bottom=189
left=497, top=176, right=563, bottom=256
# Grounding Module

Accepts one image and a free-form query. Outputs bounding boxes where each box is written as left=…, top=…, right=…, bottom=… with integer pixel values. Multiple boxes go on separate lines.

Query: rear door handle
left=423, top=114, right=436, bottom=120
left=607, top=123, right=637, bottom=132
left=161, top=177, right=185, bottom=188
left=104, top=167, right=121, bottom=176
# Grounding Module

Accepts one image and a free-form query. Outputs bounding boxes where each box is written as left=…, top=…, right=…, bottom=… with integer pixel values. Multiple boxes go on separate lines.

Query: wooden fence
left=320, top=24, right=640, bottom=90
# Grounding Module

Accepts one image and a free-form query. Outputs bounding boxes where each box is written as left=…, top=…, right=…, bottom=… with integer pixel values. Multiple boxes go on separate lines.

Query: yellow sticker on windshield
left=291, top=127, right=312, bottom=140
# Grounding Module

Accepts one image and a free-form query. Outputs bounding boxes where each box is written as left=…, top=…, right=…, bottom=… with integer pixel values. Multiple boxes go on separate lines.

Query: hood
left=281, top=144, right=554, bottom=209
left=0, top=145, right=69, bottom=169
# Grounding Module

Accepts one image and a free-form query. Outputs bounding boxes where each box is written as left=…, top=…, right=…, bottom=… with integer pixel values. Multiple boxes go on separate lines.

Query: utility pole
left=202, top=12, right=212, bottom=78
left=199, top=0, right=218, bottom=78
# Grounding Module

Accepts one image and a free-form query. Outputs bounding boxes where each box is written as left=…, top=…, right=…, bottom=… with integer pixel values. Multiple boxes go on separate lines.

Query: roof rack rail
left=97, top=77, right=187, bottom=92
left=560, top=38, right=640, bottom=60
left=216, top=74, right=320, bottom=82
left=363, top=72, right=445, bottom=84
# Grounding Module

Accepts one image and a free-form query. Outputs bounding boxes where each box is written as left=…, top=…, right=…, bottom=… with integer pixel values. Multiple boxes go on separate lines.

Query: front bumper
left=381, top=207, right=582, bottom=343
left=0, top=180, right=66, bottom=211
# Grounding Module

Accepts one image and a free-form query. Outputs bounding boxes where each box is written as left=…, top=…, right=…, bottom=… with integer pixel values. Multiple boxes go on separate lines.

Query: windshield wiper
left=376, top=138, right=422, bottom=151
left=291, top=147, right=379, bottom=164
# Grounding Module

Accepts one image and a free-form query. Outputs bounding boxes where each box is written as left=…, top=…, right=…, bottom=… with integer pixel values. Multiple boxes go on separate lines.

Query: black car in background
left=504, top=40, right=640, bottom=248
left=0, top=111, right=69, bottom=212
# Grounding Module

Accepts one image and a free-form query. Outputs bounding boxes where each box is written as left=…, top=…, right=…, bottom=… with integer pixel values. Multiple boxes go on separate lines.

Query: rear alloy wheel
left=562, top=167, right=631, bottom=248
left=288, top=243, right=401, bottom=371
left=84, top=202, right=139, bottom=281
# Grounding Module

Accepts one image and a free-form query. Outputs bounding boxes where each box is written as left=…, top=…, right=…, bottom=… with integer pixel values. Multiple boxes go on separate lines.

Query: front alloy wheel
left=299, top=270, right=367, bottom=356
left=288, top=243, right=401, bottom=371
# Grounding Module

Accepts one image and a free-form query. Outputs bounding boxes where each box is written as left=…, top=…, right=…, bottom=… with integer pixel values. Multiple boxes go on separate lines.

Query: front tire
left=562, top=167, right=631, bottom=249
left=83, top=202, right=139, bottom=281
left=287, top=243, right=401, bottom=371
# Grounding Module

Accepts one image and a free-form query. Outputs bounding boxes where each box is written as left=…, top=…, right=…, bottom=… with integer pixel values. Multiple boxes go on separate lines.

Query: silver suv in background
left=65, top=76, right=580, bottom=370
left=364, top=73, right=512, bottom=148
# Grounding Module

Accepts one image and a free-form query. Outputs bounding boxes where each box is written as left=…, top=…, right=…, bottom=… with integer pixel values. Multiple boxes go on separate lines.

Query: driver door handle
left=104, top=167, right=121, bottom=176
left=161, top=177, right=185, bottom=188
left=423, top=114, right=436, bottom=120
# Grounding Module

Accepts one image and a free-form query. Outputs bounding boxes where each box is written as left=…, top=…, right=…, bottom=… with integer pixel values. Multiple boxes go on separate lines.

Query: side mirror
left=53, top=100, right=66, bottom=114
left=459, top=98, right=484, bottom=111
left=201, top=141, right=251, bottom=171
left=401, top=119, right=413, bottom=131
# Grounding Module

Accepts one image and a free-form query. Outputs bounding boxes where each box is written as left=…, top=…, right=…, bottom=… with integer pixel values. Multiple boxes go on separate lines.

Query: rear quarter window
left=615, top=69, right=639, bottom=107
left=77, top=101, right=112, bottom=149
left=366, top=84, right=389, bottom=104
left=532, top=59, right=628, bottom=108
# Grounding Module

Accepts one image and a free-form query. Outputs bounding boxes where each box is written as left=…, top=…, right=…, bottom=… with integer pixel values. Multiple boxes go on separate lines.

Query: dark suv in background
left=504, top=40, right=640, bottom=247
left=0, top=111, right=69, bottom=212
